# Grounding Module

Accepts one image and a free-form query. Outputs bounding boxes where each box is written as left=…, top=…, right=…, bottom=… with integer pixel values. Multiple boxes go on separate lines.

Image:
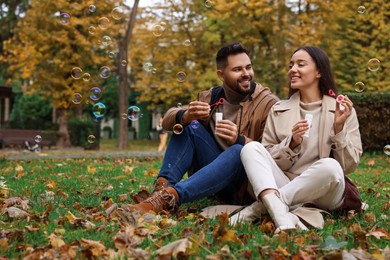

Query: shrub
left=348, top=92, right=390, bottom=153
left=8, top=93, right=55, bottom=130
left=68, top=116, right=100, bottom=150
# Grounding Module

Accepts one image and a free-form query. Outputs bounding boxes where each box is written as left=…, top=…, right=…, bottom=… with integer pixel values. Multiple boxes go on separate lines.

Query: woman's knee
left=241, top=141, right=267, bottom=160
left=315, top=158, right=344, bottom=180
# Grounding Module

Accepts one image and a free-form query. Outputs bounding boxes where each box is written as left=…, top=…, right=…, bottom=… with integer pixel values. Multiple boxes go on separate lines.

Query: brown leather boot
left=127, top=187, right=179, bottom=214
left=130, top=177, right=168, bottom=204
left=152, top=177, right=168, bottom=194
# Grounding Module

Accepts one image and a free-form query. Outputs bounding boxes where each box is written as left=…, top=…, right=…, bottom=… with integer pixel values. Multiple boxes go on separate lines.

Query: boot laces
left=145, top=190, right=176, bottom=212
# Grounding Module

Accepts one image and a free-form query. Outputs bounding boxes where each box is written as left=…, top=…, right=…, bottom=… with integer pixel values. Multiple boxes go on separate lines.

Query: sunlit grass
left=0, top=152, right=389, bottom=258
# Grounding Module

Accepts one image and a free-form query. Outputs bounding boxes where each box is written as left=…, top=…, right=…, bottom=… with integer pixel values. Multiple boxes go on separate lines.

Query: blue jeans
left=158, top=123, right=246, bottom=205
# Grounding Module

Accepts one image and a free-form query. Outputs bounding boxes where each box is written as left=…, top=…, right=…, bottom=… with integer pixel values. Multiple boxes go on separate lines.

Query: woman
left=230, top=46, right=363, bottom=233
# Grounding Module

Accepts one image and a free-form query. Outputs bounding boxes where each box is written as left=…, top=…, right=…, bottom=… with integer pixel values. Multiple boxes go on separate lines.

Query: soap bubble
left=101, top=35, right=112, bottom=46
left=89, top=87, right=102, bottom=101
left=152, top=24, right=164, bottom=37
left=384, top=145, right=390, bottom=156
left=177, top=71, right=187, bottom=82
left=82, top=73, right=91, bottom=82
left=143, top=62, right=153, bottom=72
left=357, top=6, right=366, bottom=14
left=88, top=26, right=96, bottom=35
left=92, top=102, right=107, bottom=118
left=34, top=135, right=42, bottom=143
left=89, top=5, right=96, bottom=13
left=112, top=7, right=124, bottom=20
left=72, top=93, right=82, bottom=104
left=173, top=124, right=183, bottom=135
left=183, top=39, right=192, bottom=46
left=205, top=0, right=213, bottom=8
left=99, top=66, right=111, bottom=78
left=88, top=135, right=96, bottom=143
left=98, top=17, right=110, bottom=30
left=367, top=58, right=381, bottom=72
left=71, top=67, right=83, bottom=79
left=127, top=106, right=141, bottom=121
left=121, top=60, right=127, bottom=66
left=59, top=12, right=70, bottom=25
left=354, top=82, right=366, bottom=93
left=190, top=120, right=200, bottom=129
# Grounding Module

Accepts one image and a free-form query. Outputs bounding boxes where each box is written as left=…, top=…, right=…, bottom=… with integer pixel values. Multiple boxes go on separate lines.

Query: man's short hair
left=216, top=42, right=250, bottom=70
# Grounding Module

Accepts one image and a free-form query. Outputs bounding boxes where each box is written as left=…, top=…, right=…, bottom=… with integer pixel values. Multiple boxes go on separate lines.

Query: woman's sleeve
left=330, top=108, right=363, bottom=174
left=262, top=110, right=301, bottom=171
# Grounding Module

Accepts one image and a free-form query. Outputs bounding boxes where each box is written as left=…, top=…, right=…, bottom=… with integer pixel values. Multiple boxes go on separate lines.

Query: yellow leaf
left=48, top=233, right=65, bottom=249
left=87, top=166, right=97, bottom=174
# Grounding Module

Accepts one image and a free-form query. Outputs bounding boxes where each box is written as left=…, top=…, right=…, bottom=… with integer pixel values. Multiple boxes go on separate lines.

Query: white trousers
left=241, top=142, right=345, bottom=211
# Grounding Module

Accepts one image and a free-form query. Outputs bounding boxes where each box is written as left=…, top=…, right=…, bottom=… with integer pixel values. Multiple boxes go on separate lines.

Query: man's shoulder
left=252, top=83, right=279, bottom=102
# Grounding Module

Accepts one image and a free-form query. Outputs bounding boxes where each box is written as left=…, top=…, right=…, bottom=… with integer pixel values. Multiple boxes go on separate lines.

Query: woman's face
left=288, top=50, right=321, bottom=91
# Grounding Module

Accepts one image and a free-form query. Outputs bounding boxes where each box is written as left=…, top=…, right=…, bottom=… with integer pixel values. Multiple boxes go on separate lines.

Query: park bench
left=0, top=129, right=58, bottom=149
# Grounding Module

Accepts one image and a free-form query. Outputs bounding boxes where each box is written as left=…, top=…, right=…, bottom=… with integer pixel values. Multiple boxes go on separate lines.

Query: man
left=128, top=42, right=279, bottom=214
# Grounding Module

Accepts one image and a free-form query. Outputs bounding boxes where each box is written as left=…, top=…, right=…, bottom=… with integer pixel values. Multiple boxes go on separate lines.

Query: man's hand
left=215, top=120, right=239, bottom=145
left=182, top=101, right=210, bottom=124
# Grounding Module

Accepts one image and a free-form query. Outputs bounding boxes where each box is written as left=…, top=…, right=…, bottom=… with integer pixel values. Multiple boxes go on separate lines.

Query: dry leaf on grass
left=48, top=233, right=65, bottom=249
left=6, top=207, right=29, bottom=219
left=155, top=238, right=192, bottom=258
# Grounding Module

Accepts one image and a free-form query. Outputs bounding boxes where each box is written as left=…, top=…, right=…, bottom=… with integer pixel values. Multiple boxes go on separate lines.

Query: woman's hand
left=290, top=120, right=309, bottom=149
left=334, top=95, right=353, bottom=134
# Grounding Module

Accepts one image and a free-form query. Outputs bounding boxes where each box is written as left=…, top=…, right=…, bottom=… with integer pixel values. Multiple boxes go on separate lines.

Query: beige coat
left=262, top=92, right=362, bottom=175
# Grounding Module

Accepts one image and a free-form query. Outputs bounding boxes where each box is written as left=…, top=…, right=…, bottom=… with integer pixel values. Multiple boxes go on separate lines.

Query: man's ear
left=217, top=70, right=224, bottom=81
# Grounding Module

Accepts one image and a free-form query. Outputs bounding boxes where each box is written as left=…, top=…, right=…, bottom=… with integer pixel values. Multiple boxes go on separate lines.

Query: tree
left=333, top=0, right=389, bottom=93
left=0, top=0, right=29, bottom=84
left=117, top=0, right=140, bottom=149
left=3, top=0, right=122, bottom=147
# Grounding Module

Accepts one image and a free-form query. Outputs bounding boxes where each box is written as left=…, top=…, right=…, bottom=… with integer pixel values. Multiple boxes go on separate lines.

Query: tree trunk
left=117, top=0, right=140, bottom=149
left=56, top=109, right=72, bottom=148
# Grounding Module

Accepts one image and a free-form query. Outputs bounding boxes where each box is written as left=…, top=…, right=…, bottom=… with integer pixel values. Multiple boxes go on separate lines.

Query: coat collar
left=272, top=92, right=337, bottom=158
left=273, top=92, right=336, bottom=113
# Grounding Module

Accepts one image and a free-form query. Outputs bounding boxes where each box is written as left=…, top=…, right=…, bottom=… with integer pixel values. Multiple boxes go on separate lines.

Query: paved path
left=0, top=148, right=165, bottom=161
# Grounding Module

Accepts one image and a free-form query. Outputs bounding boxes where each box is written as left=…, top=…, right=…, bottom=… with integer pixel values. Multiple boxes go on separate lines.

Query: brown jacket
left=163, top=83, right=279, bottom=145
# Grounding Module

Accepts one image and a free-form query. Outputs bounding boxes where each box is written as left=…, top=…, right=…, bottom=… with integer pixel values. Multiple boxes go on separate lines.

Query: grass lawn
left=0, top=150, right=389, bottom=259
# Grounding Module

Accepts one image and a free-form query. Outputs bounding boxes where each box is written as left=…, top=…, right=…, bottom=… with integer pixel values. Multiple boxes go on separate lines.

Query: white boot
left=262, top=193, right=308, bottom=233
left=229, top=201, right=265, bottom=226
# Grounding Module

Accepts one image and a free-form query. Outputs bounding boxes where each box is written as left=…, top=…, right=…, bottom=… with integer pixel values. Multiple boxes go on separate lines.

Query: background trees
left=1, top=0, right=389, bottom=147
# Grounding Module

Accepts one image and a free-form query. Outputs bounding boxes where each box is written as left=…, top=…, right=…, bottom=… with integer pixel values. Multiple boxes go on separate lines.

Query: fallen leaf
left=6, top=207, right=29, bottom=219
left=119, top=194, right=127, bottom=202
left=25, top=226, right=40, bottom=232
left=87, top=166, right=97, bottom=174
left=366, top=230, right=390, bottom=240
left=80, top=238, right=107, bottom=258
left=366, top=158, right=375, bottom=166
left=48, top=233, right=65, bottom=249
left=364, top=212, right=377, bottom=222
left=123, top=166, right=134, bottom=174
left=156, top=238, right=192, bottom=258
left=319, top=235, right=347, bottom=249
left=212, top=213, right=242, bottom=244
